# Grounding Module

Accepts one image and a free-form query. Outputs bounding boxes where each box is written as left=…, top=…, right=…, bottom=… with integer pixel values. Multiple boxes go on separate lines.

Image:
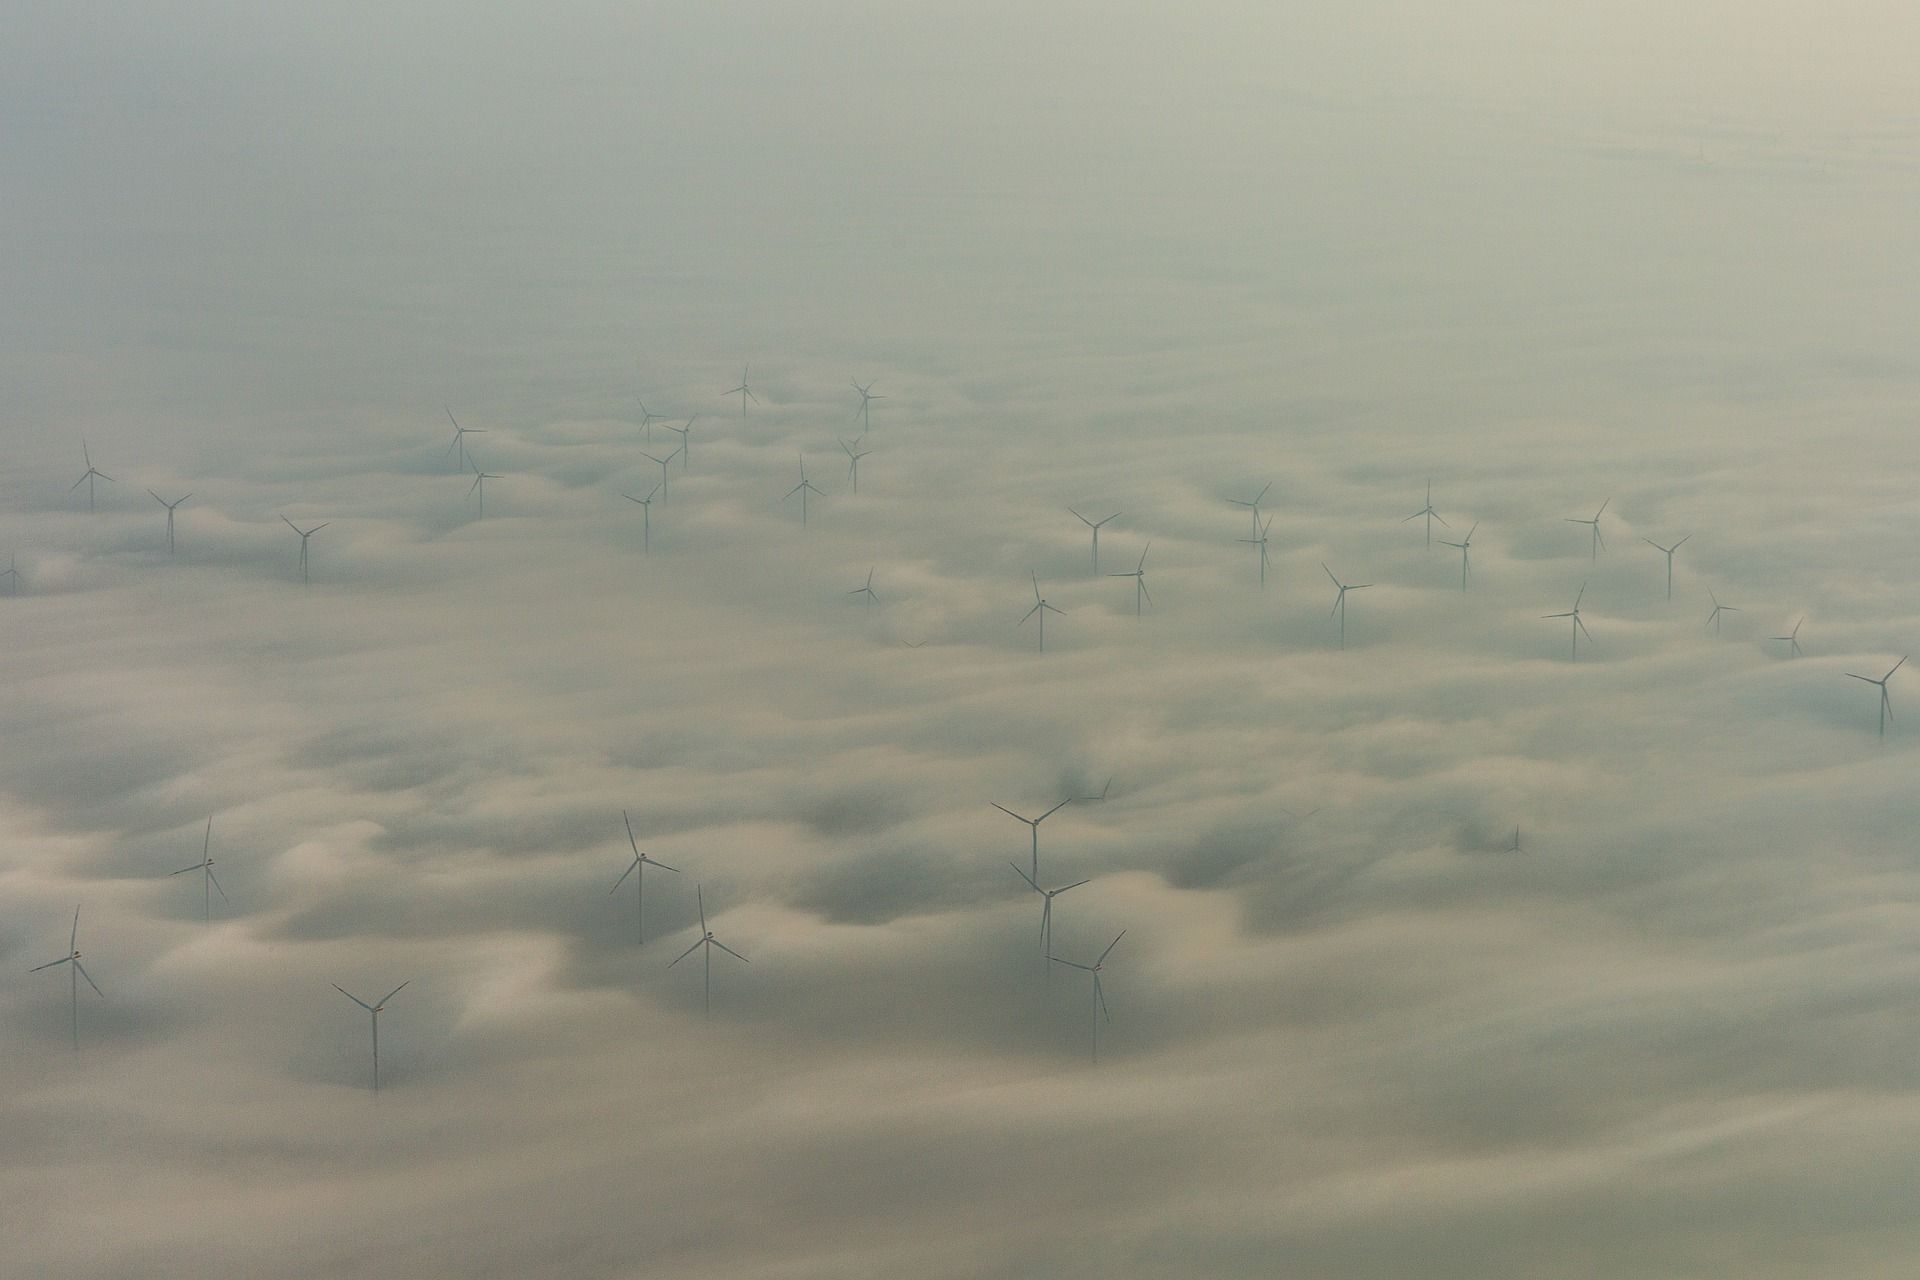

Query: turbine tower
left=610, top=809, right=680, bottom=944
left=0, top=554, right=17, bottom=595
left=30, top=906, right=103, bottom=1050
left=1845, top=656, right=1906, bottom=739
left=1019, top=573, right=1064, bottom=651
left=1401, top=479, right=1448, bottom=548
left=991, top=796, right=1072, bottom=882
left=283, top=517, right=329, bottom=584
left=1068, top=508, right=1120, bottom=572
left=1543, top=583, right=1593, bottom=660
left=168, top=814, right=229, bottom=921
left=1642, top=534, right=1690, bottom=601
left=667, top=886, right=748, bottom=1014
left=1438, top=522, right=1477, bottom=591
left=148, top=490, right=192, bottom=553
left=1108, top=543, right=1151, bottom=615
left=1051, top=931, right=1125, bottom=1064
left=71, top=440, right=114, bottom=511
left=1322, top=564, right=1371, bottom=650
left=332, top=981, right=408, bottom=1092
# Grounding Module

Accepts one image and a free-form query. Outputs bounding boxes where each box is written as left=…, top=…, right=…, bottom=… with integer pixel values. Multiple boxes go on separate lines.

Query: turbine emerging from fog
left=1642, top=534, right=1690, bottom=601
left=1771, top=618, right=1804, bottom=657
left=1438, top=522, right=1477, bottom=592
left=724, top=366, right=758, bottom=416
left=1846, top=657, right=1906, bottom=739
left=1230, top=481, right=1271, bottom=540
left=1108, top=543, right=1152, bottom=615
left=1323, top=564, right=1371, bottom=649
left=168, top=814, right=229, bottom=921
left=71, top=440, right=113, bottom=512
left=1566, top=498, right=1608, bottom=560
left=148, top=490, right=192, bottom=553
left=468, top=462, right=501, bottom=518
left=1019, top=573, right=1064, bottom=651
left=841, top=436, right=872, bottom=493
left=333, top=981, right=408, bottom=1093
left=1239, top=517, right=1273, bottom=589
left=992, top=796, right=1072, bottom=882
left=852, top=379, right=884, bottom=431
left=1069, top=507, right=1120, bottom=572
left=1011, top=863, right=1089, bottom=967
left=623, top=485, right=660, bottom=553
left=1402, top=479, right=1448, bottom=548
left=1051, top=931, right=1125, bottom=1064
left=610, top=810, right=680, bottom=944
left=444, top=409, right=485, bottom=471
left=1543, top=583, right=1593, bottom=660
left=786, top=455, right=822, bottom=526
left=283, top=517, right=329, bottom=584
left=30, top=906, right=103, bottom=1050
left=1704, top=589, right=1740, bottom=637
left=668, top=886, right=748, bottom=1014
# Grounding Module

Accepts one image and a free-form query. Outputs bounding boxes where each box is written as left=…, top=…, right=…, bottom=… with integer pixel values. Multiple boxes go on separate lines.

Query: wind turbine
left=1068, top=508, right=1120, bottom=572
left=468, top=462, right=501, bottom=518
left=852, top=379, right=884, bottom=431
left=724, top=366, right=758, bottom=417
left=148, top=490, right=192, bottom=553
left=444, top=408, right=485, bottom=471
left=332, top=981, right=408, bottom=1092
left=786, top=455, right=822, bottom=526
left=30, top=907, right=103, bottom=1050
left=282, top=517, right=328, bottom=584
left=610, top=809, right=680, bottom=944
left=622, top=485, right=660, bottom=553
left=1642, top=534, right=1690, bottom=601
left=1011, top=863, right=1089, bottom=967
left=168, top=814, right=229, bottom=921
left=1108, top=543, right=1151, bottom=615
left=667, top=886, right=747, bottom=1014
left=1238, top=516, right=1273, bottom=588
left=1051, top=931, right=1124, bottom=1064
left=1506, top=826, right=1524, bottom=853
left=1401, top=479, right=1448, bottom=548
left=1543, top=582, right=1593, bottom=660
left=841, top=436, right=872, bottom=493
left=1322, top=564, right=1371, bottom=650
left=1845, top=656, right=1906, bottom=739
left=0, top=554, right=17, bottom=595
left=848, top=567, right=879, bottom=609
left=1566, top=498, right=1608, bottom=560
left=639, top=447, right=678, bottom=498
left=1704, top=589, right=1740, bottom=637
left=638, top=401, right=667, bottom=442
left=71, top=440, right=113, bottom=511
left=1230, top=481, right=1271, bottom=540
left=1438, top=522, right=1477, bottom=592
left=1771, top=618, right=1804, bottom=657
left=1019, top=572, right=1064, bottom=651
left=991, top=796, right=1072, bottom=882
left=665, top=416, right=695, bottom=470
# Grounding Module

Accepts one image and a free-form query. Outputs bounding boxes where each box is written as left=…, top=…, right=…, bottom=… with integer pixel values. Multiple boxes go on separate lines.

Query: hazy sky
left=5, top=4, right=1920, bottom=1277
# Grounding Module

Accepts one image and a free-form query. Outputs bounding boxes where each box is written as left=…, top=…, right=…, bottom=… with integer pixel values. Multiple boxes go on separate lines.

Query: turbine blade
left=71, top=907, right=79, bottom=952
left=1055, top=879, right=1091, bottom=894
left=378, top=981, right=409, bottom=1006
left=1096, top=973, right=1110, bottom=1021
left=1019, top=602, right=1042, bottom=624
left=711, top=939, right=749, bottom=963
left=1011, top=862, right=1041, bottom=892
left=75, top=961, right=103, bottom=998
left=992, top=804, right=1028, bottom=822
left=1321, top=563, right=1340, bottom=588
left=1888, top=656, right=1909, bottom=679
left=643, top=856, right=681, bottom=873
left=698, top=885, right=707, bottom=934
left=1097, top=930, right=1126, bottom=964
left=334, top=985, right=374, bottom=1011
left=207, top=869, right=229, bottom=903
left=1037, top=798, right=1073, bottom=822
left=170, top=864, right=205, bottom=876
left=610, top=858, right=640, bottom=892
left=1051, top=957, right=1094, bottom=971
left=30, top=956, right=73, bottom=972
left=667, top=938, right=702, bottom=967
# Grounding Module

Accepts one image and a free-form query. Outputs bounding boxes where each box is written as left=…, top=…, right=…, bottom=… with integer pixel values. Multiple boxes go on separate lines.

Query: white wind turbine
left=468, top=462, right=501, bottom=518
left=444, top=408, right=485, bottom=471
left=668, top=886, right=748, bottom=1014
left=724, top=366, right=758, bottom=417
left=610, top=809, right=680, bottom=944
left=1068, top=508, right=1120, bottom=572
left=1642, top=534, right=1690, bottom=601
left=852, top=379, right=884, bottom=431
left=639, top=447, right=679, bottom=499
left=168, top=814, right=229, bottom=921
left=30, top=906, right=104, bottom=1050
left=1845, top=656, right=1906, bottom=739
left=1230, top=481, right=1271, bottom=540
left=1323, top=564, right=1371, bottom=650
left=1011, top=863, right=1089, bottom=967
left=72, top=440, right=114, bottom=512
left=1566, top=498, right=1608, bottom=560
left=1051, top=931, right=1125, bottom=1064
left=1108, top=543, right=1151, bottom=615
left=623, top=484, right=660, bottom=553
left=637, top=400, right=667, bottom=442
left=1543, top=582, right=1593, bottom=660
left=1438, top=522, right=1477, bottom=592
left=992, top=796, right=1072, bottom=882
left=1770, top=618, right=1804, bottom=657
left=848, top=567, right=879, bottom=609
left=786, top=455, right=822, bottom=525
left=665, top=416, right=695, bottom=469
left=283, top=517, right=328, bottom=584
left=841, top=436, right=871, bottom=493
left=1238, top=516, right=1273, bottom=588
left=1019, top=573, right=1064, bottom=651
left=332, top=980, right=408, bottom=1093
left=148, top=490, right=192, bottom=553
left=1401, top=479, right=1448, bottom=548
left=1704, top=588, right=1740, bottom=637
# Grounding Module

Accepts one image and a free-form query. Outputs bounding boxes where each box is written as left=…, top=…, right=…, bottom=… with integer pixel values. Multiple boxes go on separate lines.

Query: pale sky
left=4, top=4, right=1920, bottom=1277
